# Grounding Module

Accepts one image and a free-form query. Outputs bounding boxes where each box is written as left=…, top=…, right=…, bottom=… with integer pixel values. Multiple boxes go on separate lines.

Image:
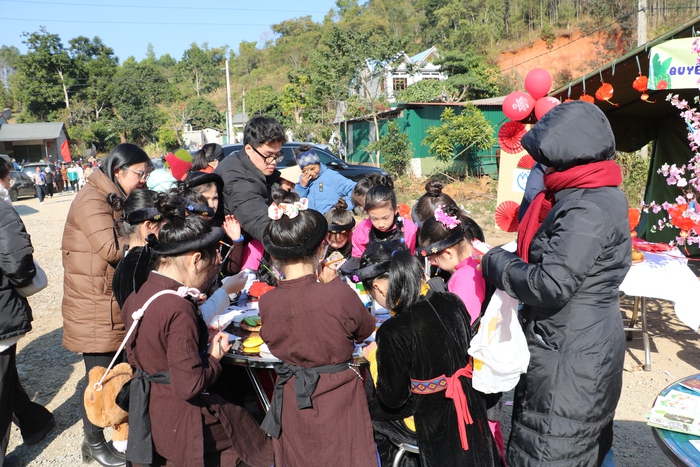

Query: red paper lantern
left=502, top=92, right=535, bottom=121
left=524, top=68, right=552, bottom=100
left=534, top=97, right=560, bottom=120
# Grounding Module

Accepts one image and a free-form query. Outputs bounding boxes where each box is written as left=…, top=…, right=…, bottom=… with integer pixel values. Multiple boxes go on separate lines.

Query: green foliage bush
left=366, top=121, right=413, bottom=176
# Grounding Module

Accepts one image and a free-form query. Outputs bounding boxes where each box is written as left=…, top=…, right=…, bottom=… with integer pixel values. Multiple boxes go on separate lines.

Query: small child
left=295, top=146, right=356, bottom=214
left=416, top=203, right=505, bottom=459
left=356, top=243, right=502, bottom=467
left=351, top=174, right=418, bottom=257
left=258, top=200, right=377, bottom=466
left=324, top=197, right=355, bottom=262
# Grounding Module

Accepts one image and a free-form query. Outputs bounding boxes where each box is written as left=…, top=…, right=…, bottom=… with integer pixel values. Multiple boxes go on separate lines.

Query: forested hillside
left=0, top=0, right=697, bottom=156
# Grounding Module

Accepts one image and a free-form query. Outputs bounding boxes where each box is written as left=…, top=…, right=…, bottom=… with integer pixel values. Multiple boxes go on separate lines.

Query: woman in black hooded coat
left=481, top=101, right=632, bottom=467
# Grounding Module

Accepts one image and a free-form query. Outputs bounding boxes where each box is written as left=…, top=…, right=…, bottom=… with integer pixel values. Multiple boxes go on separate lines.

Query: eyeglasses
left=250, top=145, right=284, bottom=165
left=125, top=166, right=153, bottom=181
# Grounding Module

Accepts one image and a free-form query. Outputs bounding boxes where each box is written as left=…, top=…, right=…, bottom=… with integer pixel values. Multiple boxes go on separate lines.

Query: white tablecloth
left=619, top=249, right=700, bottom=331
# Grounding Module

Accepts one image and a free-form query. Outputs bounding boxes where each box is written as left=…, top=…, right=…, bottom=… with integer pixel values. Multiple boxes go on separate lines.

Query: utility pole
left=242, top=88, right=247, bottom=127
left=225, top=59, right=233, bottom=144
left=638, top=0, right=647, bottom=47
left=638, top=0, right=649, bottom=160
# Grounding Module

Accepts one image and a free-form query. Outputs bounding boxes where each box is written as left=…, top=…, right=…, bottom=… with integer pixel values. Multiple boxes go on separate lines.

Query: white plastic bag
left=15, top=261, right=48, bottom=298
left=467, top=289, right=530, bottom=393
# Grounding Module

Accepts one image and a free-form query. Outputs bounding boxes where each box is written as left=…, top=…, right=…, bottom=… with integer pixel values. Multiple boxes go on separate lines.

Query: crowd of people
left=0, top=101, right=632, bottom=466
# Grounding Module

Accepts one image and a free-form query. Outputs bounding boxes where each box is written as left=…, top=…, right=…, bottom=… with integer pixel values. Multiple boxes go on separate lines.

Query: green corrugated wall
left=342, top=104, right=507, bottom=177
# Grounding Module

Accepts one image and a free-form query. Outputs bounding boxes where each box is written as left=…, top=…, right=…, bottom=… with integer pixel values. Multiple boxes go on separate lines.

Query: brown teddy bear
left=84, top=362, right=132, bottom=453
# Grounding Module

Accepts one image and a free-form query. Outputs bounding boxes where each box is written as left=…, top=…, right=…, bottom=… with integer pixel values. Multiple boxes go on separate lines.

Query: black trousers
left=81, top=352, right=118, bottom=436
left=0, top=344, right=53, bottom=464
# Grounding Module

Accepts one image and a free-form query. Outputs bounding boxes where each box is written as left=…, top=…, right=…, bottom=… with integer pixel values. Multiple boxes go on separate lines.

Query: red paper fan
left=495, top=200, right=520, bottom=232
left=517, top=154, right=536, bottom=169
left=498, top=121, right=527, bottom=154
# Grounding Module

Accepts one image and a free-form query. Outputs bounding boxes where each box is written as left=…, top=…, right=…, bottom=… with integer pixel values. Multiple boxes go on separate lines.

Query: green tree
left=245, top=85, right=282, bottom=119
left=394, top=79, right=460, bottom=103
left=0, top=45, right=20, bottom=104
left=111, top=60, right=170, bottom=142
left=177, top=43, right=227, bottom=97
left=186, top=96, right=224, bottom=130
left=69, top=36, right=119, bottom=122
left=13, top=27, right=74, bottom=121
left=366, top=120, right=413, bottom=176
left=422, top=106, right=496, bottom=174
left=436, top=50, right=503, bottom=100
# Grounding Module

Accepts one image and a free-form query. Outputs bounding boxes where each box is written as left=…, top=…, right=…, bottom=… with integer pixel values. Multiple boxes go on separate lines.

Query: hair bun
left=107, top=193, right=124, bottom=212
left=334, top=197, right=348, bottom=211
left=376, top=174, right=394, bottom=190
left=425, top=179, right=444, bottom=197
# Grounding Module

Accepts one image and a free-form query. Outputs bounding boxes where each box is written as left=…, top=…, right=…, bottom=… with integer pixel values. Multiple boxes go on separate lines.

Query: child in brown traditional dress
left=258, top=199, right=378, bottom=466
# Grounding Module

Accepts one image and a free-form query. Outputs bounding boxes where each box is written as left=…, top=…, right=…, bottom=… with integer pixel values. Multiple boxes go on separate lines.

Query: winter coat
left=351, top=216, right=418, bottom=258
left=61, top=168, right=124, bottom=353
left=294, top=164, right=356, bottom=214
left=214, top=149, right=281, bottom=242
left=481, top=101, right=631, bottom=467
left=0, top=199, right=35, bottom=340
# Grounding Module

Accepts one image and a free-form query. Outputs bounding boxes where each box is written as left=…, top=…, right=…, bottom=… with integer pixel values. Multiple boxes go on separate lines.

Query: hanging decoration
left=579, top=76, right=594, bottom=103
left=495, top=201, right=521, bottom=232
left=517, top=154, right=536, bottom=169
left=498, top=121, right=528, bottom=154
left=595, top=71, right=618, bottom=106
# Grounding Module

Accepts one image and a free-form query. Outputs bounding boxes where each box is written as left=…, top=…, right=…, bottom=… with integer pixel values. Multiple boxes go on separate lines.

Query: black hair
left=266, top=208, right=327, bottom=261
left=293, top=144, right=314, bottom=156
left=0, top=157, right=11, bottom=180
left=359, top=241, right=423, bottom=314
left=154, top=214, right=218, bottom=268
left=100, top=143, right=152, bottom=195
left=172, top=183, right=210, bottom=213
left=351, top=173, right=381, bottom=209
left=324, top=198, right=354, bottom=227
left=419, top=204, right=484, bottom=253
left=412, top=179, right=457, bottom=225
left=201, top=143, right=223, bottom=162
left=364, top=174, right=397, bottom=212
left=271, top=188, right=300, bottom=204
left=243, top=116, right=286, bottom=148
left=115, top=189, right=159, bottom=237
left=190, top=150, right=209, bottom=171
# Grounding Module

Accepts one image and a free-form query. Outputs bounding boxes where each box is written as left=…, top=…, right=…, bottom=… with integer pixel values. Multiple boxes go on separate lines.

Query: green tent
left=550, top=17, right=700, bottom=255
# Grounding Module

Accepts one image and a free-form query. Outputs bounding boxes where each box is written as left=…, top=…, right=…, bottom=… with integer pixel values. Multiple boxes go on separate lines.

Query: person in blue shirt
left=294, top=146, right=356, bottom=214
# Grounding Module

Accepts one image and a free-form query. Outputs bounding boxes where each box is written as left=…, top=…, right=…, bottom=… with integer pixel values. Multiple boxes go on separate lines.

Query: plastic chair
left=392, top=441, right=420, bottom=467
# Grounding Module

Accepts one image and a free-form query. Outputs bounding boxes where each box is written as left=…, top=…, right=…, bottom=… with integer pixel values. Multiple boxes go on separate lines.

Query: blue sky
left=0, top=0, right=339, bottom=61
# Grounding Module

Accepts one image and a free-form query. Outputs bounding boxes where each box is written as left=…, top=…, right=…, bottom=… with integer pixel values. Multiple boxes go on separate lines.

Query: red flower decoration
left=657, top=80, right=668, bottom=90
left=668, top=204, right=700, bottom=232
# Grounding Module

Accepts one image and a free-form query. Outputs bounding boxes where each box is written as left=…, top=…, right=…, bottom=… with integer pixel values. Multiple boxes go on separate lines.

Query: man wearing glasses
left=215, top=116, right=286, bottom=241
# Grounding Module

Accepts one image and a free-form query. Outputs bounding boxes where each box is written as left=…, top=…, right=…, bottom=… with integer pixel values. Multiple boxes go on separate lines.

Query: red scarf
left=516, top=160, right=622, bottom=262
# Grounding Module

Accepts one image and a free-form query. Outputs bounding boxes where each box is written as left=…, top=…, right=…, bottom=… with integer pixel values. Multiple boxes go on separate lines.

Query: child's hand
left=318, top=263, right=338, bottom=284
left=361, top=341, right=377, bottom=359
left=208, top=332, right=232, bottom=360
left=222, top=214, right=241, bottom=242
left=300, top=170, right=315, bottom=187
left=221, top=271, right=248, bottom=295
left=192, top=293, right=207, bottom=307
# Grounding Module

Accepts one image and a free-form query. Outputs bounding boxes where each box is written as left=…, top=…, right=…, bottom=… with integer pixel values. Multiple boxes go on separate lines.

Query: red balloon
left=502, top=92, right=535, bottom=121
left=534, top=96, right=560, bottom=120
left=525, top=68, right=552, bottom=100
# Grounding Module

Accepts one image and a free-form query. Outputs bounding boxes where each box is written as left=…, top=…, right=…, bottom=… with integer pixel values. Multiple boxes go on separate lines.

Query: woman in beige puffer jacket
left=61, top=143, right=152, bottom=467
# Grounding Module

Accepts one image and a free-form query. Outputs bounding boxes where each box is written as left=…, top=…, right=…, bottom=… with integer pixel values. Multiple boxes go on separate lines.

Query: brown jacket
left=61, top=169, right=124, bottom=353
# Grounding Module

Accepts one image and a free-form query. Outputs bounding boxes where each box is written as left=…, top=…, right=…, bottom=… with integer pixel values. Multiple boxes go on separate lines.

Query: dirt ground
left=6, top=187, right=700, bottom=466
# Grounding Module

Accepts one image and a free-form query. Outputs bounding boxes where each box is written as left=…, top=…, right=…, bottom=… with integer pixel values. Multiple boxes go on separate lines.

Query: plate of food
left=239, top=315, right=262, bottom=332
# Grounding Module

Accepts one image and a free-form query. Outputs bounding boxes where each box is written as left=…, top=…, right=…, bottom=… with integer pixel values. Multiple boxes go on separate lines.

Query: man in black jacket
left=215, top=116, right=286, bottom=241
left=0, top=157, right=55, bottom=465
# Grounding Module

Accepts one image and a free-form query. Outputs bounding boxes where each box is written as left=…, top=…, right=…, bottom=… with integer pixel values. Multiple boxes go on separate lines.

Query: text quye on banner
left=648, top=37, right=700, bottom=90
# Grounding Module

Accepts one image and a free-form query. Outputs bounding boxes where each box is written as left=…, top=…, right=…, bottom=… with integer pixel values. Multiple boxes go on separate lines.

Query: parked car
left=21, top=162, right=57, bottom=177
left=217, top=142, right=387, bottom=182
left=8, top=171, right=36, bottom=201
